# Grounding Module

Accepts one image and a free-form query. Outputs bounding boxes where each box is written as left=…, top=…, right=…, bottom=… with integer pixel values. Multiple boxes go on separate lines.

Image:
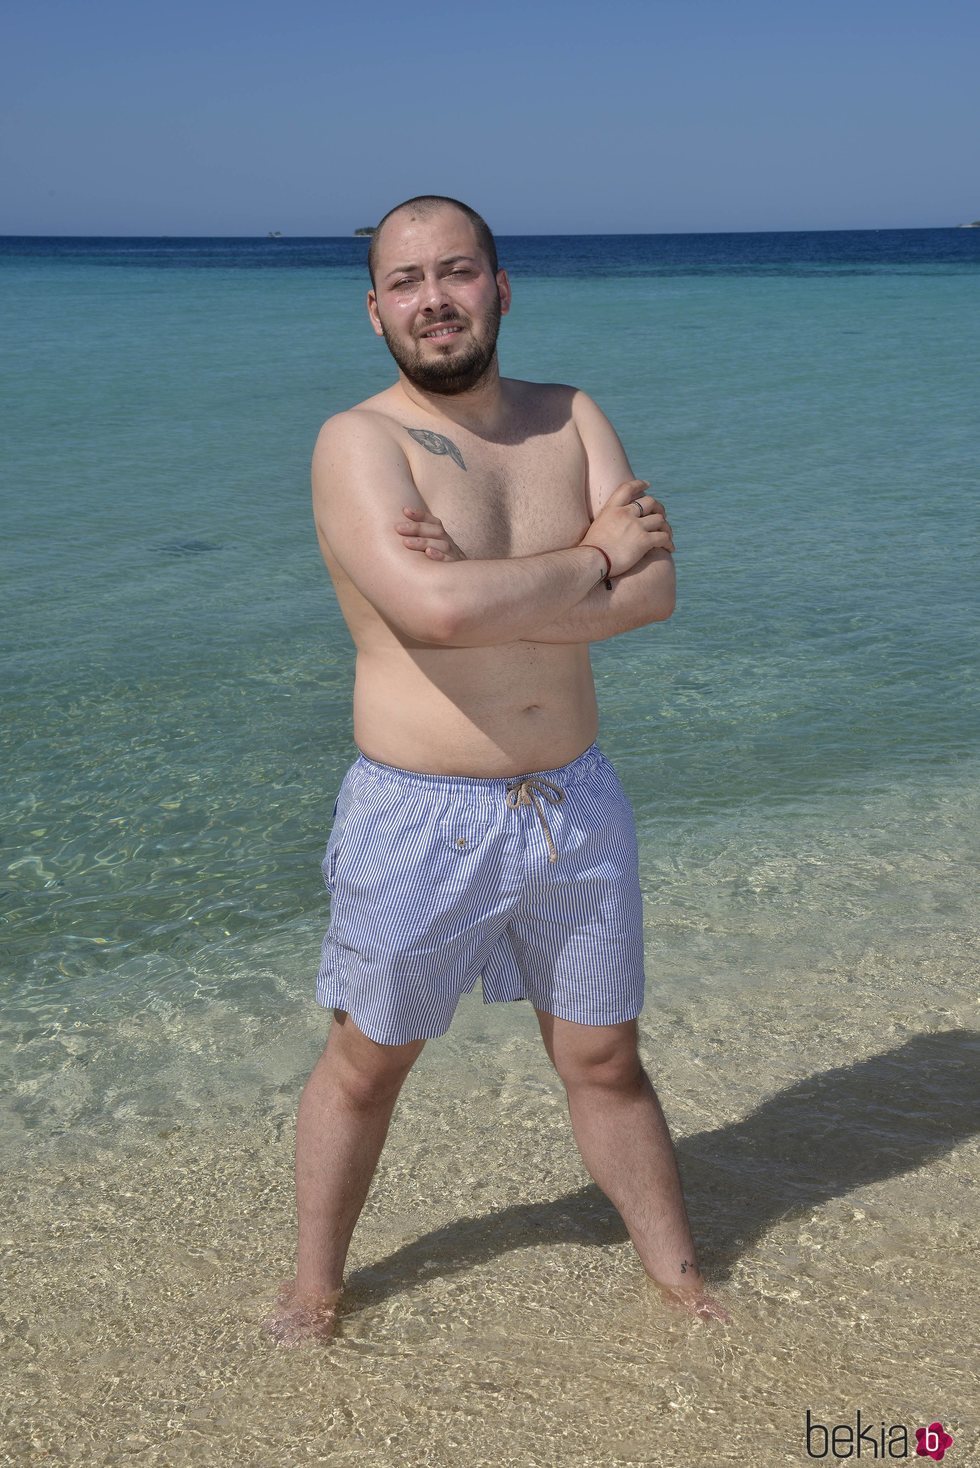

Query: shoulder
left=313, top=404, right=404, bottom=458
left=501, top=379, right=586, bottom=435
left=310, top=409, right=414, bottom=514
left=505, top=381, right=613, bottom=434
left=503, top=377, right=578, bottom=404
left=504, top=380, right=601, bottom=408
left=568, top=388, right=616, bottom=432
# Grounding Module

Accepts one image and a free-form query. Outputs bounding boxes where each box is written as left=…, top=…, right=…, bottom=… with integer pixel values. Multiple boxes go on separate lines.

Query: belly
left=352, top=642, right=599, bottom=775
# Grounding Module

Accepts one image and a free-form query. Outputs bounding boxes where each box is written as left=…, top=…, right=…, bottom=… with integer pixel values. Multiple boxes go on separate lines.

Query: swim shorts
left=314, top=740, right=646, bottom=1045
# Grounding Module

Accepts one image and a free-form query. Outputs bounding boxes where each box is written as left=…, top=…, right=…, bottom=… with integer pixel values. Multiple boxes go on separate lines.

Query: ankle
left=291, top=1277, right=345, bottom=1304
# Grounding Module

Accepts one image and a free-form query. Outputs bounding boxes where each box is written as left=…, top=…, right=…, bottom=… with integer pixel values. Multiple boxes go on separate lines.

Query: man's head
left=366, top=195, right=510, bottom=396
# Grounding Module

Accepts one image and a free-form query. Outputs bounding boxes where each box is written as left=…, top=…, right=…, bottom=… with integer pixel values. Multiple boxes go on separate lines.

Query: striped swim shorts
left=314, top=740, right=646, bottom=1045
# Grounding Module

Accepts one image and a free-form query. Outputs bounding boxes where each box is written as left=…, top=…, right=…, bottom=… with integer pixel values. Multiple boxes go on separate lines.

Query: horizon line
left=3, top=224, right=978, bottom=240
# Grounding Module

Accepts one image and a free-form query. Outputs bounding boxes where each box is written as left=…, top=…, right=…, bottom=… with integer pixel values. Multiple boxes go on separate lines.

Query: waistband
left=353, top=740, right=605, bottom=794
left=350, top=741, right=607, bottom=866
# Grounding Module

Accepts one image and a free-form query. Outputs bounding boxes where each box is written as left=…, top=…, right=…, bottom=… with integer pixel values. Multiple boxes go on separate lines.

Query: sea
left=2, top=230, right=978, bottom=1465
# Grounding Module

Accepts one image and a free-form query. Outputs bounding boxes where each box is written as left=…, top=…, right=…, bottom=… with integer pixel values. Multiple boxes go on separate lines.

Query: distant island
left=354, top=227, right=375, bottom=237
left=267, top=231, right=282, bottom=239
left=956, top=220, right=980, bottom=228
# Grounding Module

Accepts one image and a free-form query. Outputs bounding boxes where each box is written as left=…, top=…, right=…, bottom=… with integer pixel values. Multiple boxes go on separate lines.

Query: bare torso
left=315, top=378, right=600, bottom=776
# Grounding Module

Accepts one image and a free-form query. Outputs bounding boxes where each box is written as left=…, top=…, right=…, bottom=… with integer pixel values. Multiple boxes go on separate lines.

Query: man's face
left=367, top=208, right=510, bottom=395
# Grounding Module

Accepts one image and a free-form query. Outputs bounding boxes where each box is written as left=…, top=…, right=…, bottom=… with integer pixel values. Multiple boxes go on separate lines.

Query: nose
left=418, top=271, right=452, bottom=314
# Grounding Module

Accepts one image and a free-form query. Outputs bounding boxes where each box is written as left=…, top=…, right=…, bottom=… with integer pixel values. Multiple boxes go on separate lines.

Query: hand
left=394, top=505, right=467, bottom=562
left=582, top=479, right=675, bottom=577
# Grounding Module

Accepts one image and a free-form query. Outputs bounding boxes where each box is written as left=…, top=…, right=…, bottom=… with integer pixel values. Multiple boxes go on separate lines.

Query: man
left=263, top=195, right=730, bottom=1345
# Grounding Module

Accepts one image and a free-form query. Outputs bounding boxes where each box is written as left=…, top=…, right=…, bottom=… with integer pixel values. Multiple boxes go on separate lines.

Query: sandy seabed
left=2, top=934, right=977, bottom=1467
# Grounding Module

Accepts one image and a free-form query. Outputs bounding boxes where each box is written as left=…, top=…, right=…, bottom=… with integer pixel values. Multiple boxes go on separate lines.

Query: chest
left=404, top=420, right=591, bottom=560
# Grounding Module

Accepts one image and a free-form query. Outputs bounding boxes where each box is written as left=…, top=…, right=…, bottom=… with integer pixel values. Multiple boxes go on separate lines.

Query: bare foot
left=651, top=1278, right=733, bottom=1324
left=260, top=1278, right=344, bottom=1346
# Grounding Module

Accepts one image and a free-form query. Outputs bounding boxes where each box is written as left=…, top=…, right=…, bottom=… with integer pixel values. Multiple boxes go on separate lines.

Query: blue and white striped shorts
left=315, top=740, right=646, bottom=1045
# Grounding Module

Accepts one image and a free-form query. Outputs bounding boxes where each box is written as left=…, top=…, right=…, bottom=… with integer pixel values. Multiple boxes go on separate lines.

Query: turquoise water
left=2, top=235, right=978, bottom=1460
left=3, top=242, right=976, bottom=1047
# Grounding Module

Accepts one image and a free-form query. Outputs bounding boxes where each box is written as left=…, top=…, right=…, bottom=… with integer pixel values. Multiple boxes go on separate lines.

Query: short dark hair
left=367, top=195, right=499, bottom=287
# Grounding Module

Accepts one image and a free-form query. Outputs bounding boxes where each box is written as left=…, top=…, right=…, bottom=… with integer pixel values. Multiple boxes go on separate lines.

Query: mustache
left=416, top=315, right=466, bottom=339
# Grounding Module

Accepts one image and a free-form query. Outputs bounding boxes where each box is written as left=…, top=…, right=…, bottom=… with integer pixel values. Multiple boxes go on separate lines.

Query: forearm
left=435, top=544, right=609, bottom=646
left=516, top=550, right=676, bottom=644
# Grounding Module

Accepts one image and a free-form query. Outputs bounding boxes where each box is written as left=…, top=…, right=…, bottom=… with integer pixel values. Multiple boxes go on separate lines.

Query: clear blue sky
left=2, top=0, right=977, bottom=234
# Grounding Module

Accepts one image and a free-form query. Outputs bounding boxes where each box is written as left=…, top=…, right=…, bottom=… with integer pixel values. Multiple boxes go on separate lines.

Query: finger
left=402, top=534, right=452, bottom=554
left=402, top=504, right=444, bottom=523
left=609, top=478, right=651, bottom=504
left=396, top=518, right=444, bottom=536
left=640, top=517, right=673, bottom=541
left=636, top=505, right=668, bottom=529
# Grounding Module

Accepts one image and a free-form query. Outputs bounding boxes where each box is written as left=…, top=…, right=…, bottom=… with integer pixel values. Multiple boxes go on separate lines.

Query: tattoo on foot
left=406, top=428, right=467, bottom=470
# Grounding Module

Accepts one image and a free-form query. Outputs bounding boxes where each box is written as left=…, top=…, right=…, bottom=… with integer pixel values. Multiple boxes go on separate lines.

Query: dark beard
left=380, top=293, right=502, bottom=395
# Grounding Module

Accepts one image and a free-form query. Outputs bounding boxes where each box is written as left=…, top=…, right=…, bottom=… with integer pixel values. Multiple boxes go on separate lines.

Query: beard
left=379, top=292, right=502, bottom=395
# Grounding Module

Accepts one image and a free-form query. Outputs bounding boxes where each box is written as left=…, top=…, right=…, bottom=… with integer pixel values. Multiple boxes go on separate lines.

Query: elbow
left=429, top=599, right=475, bottom=645
left=404, top=585, right=462, bottom=646
left=424, top=572, right=482, bottom=645
left=646, top=555, right=676, bottom=621
left=382, top=566, right=469, bottom=645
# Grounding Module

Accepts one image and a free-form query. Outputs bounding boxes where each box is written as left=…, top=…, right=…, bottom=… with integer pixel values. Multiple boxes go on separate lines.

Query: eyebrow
left=383, top=254, right=478, bottom=281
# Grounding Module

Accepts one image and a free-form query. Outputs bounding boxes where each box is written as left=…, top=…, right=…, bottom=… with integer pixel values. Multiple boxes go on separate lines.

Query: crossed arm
left=397, top=516, right=674, bottom=643
left=394, top=391, right=675, bottom=644
left=514, top=548, right=674, bottom=643
left=312, top=393, right=674, bottom=649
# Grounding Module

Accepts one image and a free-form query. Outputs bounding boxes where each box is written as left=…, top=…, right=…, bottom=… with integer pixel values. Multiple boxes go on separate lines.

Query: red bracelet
left=583, top=544, right=614, bottom=590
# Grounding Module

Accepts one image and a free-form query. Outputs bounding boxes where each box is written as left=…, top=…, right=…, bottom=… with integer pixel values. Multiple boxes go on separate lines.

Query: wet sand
left=3, top=943, right=976, bottom=1466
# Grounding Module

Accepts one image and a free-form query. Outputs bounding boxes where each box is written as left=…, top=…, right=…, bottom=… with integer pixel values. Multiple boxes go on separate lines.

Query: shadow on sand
left=342, top=1028, right=979, bottom=1308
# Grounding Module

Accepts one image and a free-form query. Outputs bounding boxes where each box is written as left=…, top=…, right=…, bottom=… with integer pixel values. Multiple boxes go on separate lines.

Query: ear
left=366, top=289, right=384, bottom=337
left=496, top=268, right=512, bottom=316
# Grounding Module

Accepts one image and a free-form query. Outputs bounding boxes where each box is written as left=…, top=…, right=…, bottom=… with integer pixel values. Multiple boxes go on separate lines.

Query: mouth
left=419, top=323, right=465, bottom=341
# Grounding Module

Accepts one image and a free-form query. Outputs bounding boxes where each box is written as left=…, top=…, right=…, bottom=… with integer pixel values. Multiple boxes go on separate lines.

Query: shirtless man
left=263, top=195, right=730, bottom=1344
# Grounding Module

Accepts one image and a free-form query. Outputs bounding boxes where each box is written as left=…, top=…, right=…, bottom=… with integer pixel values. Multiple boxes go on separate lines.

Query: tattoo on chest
left=406, top=427, right=467, bottom=471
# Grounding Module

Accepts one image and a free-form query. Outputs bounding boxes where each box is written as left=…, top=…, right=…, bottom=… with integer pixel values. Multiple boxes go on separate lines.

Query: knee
left=337, top=1063, right=410, bottom=1110
left=555, top=1038, right=646, bottom=1094
left=320, top=1016, right=425, bottom=1110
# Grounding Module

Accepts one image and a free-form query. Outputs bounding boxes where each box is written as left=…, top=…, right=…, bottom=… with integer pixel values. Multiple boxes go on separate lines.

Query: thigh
left=507, top=755, right=646, bottom=1025
left=316, top=761, right=519, bottom=1042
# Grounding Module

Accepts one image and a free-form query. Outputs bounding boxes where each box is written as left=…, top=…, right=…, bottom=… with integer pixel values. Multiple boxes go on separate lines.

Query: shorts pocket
left=322, top=770, right=367, bottom=893
left=438, top=814, right=494, bottom=852
left=323, top=825, right=348, bottom=892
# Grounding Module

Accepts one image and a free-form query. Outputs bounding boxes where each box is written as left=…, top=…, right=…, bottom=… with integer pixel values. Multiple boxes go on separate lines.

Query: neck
left=396, top=357, right=508, bottom=435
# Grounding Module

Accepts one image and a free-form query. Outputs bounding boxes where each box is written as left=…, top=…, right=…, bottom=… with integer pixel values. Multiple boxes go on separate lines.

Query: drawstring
left=504, top=777, right=565, bottom=862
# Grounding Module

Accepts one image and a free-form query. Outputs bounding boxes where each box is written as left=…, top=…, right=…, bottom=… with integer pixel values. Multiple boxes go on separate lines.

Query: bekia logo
left=914, top=1424, right=954, bottom=1461
left=805, top=1410, right=954, bottom=1459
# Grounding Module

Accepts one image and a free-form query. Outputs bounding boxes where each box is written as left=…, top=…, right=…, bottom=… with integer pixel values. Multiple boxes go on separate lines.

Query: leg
left=536, top=1009, right=731, bottom=1323
left=263, top=1009, right=426, bottom=1345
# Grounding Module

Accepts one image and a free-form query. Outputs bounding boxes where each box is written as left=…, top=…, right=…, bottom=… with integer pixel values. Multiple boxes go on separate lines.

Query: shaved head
left=368, top=195, right=498, bottom=287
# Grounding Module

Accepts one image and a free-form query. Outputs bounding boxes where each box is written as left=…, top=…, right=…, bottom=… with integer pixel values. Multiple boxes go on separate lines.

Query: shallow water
left=5, top=969, right=976, bottom=1463
left=2, top=232, right=978, bottom=1463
